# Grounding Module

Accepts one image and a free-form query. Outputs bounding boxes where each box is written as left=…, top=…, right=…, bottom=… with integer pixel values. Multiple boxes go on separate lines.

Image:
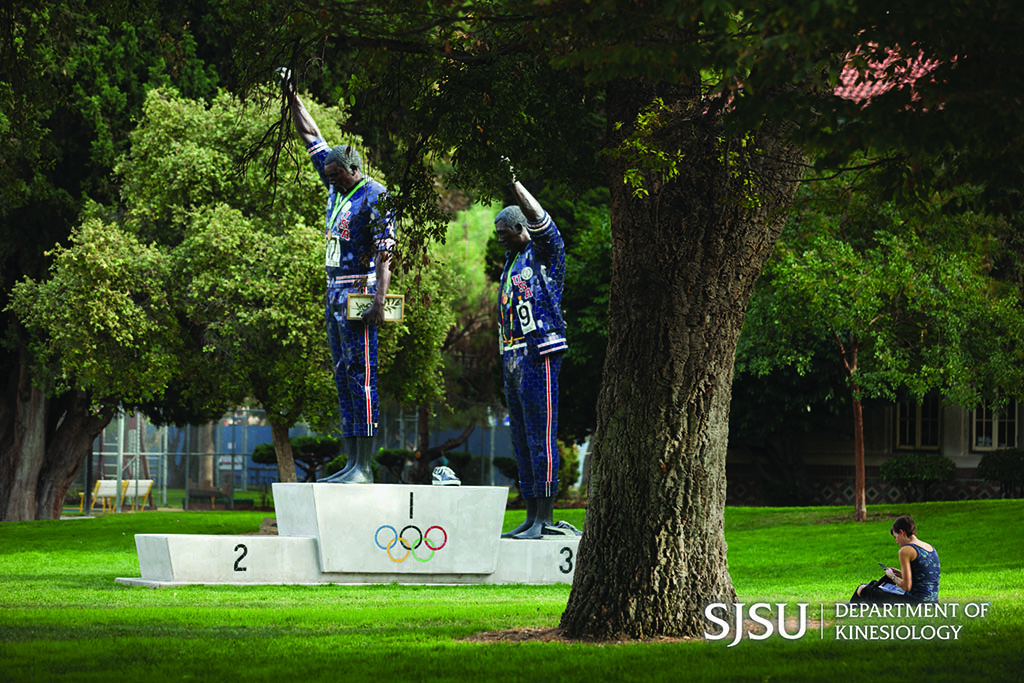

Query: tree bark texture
left=560, top=79, right=804, bottom=639
left=0, top=358, right=114, bottom=521
left=34, top=390, right=115, bottom=518
left=270, top=421, right=298, bottom=483
left=851, top=392, right=867, bottom=522
left=417, top=403, right=430, bottom=454
left=197, top=422, right=216, bottom=490
left=835, top=334, right=867, bottom=522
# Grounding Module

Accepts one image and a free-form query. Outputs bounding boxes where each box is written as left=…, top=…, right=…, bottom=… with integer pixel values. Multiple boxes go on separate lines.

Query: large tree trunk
left=270, top=421, right=297, bottom=483
left=0, top=359, right=115, bottom=521
left=2, top=361, right=48, bottom=520
left=560, top=78, right=803, bottom=639
left=35, top=390, right=116, bottom=519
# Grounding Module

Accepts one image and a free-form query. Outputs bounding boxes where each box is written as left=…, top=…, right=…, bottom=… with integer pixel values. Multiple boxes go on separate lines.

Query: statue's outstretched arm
left=278, top=68, right=322, bottom=145
left=502, top=157, right=543, bottom=223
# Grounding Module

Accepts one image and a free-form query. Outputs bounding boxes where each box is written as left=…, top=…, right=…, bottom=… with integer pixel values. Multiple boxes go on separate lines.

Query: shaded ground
left=464, top=618, right=825, bottom=644
left=816, top=511, right=900, bottom=524
left=462, top=627, right=693, bottom=644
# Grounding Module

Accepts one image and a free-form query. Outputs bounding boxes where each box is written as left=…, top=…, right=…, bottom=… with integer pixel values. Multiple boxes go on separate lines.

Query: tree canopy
left=750, top=173, right=1024, bottom=408
left=231, top=0, right=1024, bottom=214
left=741, top=170, right=1024, bottom=519
left=1, top=0, right=223, bottom=520
left=221, top=0, right=1024, bottom=640
left=12, top=85, right=462, bottom=482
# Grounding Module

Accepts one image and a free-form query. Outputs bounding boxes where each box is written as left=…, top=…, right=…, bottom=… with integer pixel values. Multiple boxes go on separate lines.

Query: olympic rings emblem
left=374, top=524, right=448, bottom=563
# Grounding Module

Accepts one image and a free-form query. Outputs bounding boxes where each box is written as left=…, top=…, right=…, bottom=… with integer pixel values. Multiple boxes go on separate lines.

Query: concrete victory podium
left=116, top=483, right=580, bottom=587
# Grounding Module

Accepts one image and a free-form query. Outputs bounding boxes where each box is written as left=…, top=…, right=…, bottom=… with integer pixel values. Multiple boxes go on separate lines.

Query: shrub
left=292, top=435, right=345, bottom=460
left=370, top=449, right=496, bottom=484
left=375, top=449, right=412, bottom=482
left=323, top=453, right=382, bottom=480
left=376, top=449, right=413, bottom=464
left=436, top=451, right=468, bottom=482
left=251, top=441, right=276, bottom=464
left=251, top=435, right=344, bottom=464
left=977, top=448, right=1024, bottom=498
left=880, top=452, right=956, bottom=502
left=558, top=440, right=582, bottom=498
left=253, top=435, right=349, bottom=480
left=493, top=456, right=519, bottom=484
left=489, top=440, right=581, bottom=500
left=323, top=455, right=348, bottom=477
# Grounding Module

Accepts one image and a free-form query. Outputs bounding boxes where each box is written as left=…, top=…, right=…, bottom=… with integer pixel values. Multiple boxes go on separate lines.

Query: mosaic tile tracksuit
left=307, top=139, right=394, bottom=437
left=499, top=212, right=568, bottom=498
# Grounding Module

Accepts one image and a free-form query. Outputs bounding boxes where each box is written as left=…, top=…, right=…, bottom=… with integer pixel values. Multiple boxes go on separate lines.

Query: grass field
left=2, top=499, right=1023, bottom=681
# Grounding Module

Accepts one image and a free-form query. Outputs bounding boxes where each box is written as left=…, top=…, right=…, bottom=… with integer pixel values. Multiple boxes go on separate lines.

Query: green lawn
left=2, top=500, right=1022, bottom=681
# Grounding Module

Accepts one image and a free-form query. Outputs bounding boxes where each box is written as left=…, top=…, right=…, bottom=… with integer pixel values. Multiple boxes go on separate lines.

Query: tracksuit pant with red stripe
left=503, top=347, right=561, bottom=498
left=326, top=283, right=379, bottom=438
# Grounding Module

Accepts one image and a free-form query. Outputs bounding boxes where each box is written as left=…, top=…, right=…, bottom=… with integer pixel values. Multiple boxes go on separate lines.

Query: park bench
left=78, top=479, right=127, bottom=513
left=77, top=479, right=154, bottom=513
left=120, top=479, right=154, bottom=511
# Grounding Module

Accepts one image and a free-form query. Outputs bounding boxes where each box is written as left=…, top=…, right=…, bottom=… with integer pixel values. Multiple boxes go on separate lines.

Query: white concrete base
left=274, top=483, right=506, bottom=574
left=134, top=534, right=323, bottom=583
left=117, top=536, right=579, bottom=587
left=116, top=483, right=581, bottom=587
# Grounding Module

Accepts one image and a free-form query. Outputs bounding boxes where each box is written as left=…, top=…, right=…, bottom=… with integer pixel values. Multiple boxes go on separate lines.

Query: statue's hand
left=500, top=155, right=517, bottom=184
left=275, top=67, right=293, bottom=93
left=362, top=300, right=386, bottom=327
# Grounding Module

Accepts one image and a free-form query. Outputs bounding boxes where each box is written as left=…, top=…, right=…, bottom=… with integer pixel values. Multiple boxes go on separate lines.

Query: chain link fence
left=69, top=404, right=517, bottom=513
left=71, top=408, right=292, bottom=513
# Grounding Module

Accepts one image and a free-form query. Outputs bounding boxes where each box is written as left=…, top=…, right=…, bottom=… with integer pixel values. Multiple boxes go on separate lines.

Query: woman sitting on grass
left=851, top=515, right=941, bottom=603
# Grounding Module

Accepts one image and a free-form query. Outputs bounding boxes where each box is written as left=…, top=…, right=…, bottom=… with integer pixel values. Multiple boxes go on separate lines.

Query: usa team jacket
left=306, top=139, right=394, bottom=280
left=499, top=211, right=569, bottom=358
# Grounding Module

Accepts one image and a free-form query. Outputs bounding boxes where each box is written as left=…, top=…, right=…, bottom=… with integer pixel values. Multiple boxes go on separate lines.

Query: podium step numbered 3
left=116, top=483, right=580, bottom=587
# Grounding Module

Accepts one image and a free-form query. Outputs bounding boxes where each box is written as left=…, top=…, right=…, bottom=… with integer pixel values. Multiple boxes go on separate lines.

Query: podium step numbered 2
left=116, top=483, right=580, bottom=587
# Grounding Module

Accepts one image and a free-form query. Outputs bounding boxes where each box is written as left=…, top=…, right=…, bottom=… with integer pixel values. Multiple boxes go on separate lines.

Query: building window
left=972, top=402, right=1019, bottom=451
left=896, top=396, right=940, bottom=450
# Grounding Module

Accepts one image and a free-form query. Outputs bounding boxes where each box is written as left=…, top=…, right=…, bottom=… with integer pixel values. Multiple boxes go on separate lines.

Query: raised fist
left=500, top=155, right=517, bottom=184
left=275, top=67, right=293, bottom=92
